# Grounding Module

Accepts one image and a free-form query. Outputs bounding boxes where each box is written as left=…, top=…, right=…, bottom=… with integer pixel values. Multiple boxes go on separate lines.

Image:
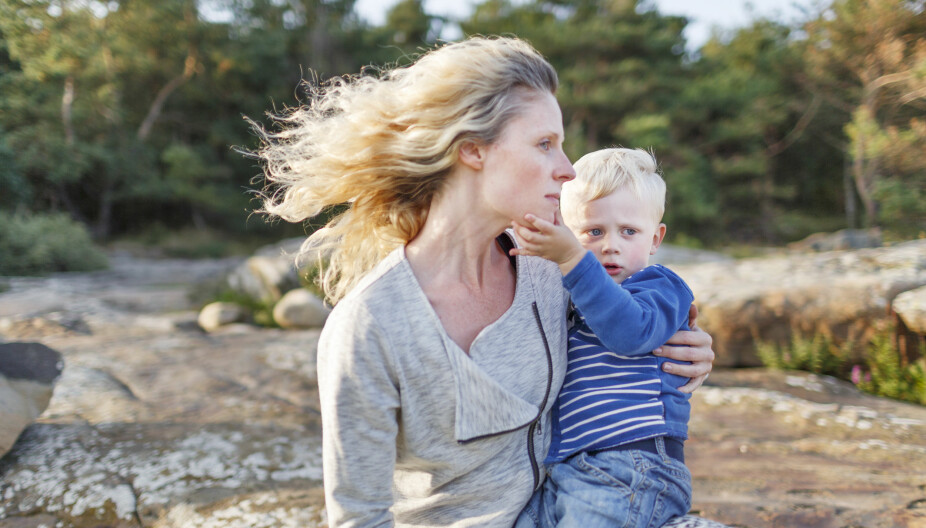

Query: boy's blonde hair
left=562, top=148, right=666, bottom=225
left=252, top=36, right=558, bottom=303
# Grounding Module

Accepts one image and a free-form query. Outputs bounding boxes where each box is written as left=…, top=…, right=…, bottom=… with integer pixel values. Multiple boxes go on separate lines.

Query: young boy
left=512, top=148, right=694, bottom=528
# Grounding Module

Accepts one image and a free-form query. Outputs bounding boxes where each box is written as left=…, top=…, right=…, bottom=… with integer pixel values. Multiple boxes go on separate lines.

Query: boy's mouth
left=603, top=264, right=623, bottom=276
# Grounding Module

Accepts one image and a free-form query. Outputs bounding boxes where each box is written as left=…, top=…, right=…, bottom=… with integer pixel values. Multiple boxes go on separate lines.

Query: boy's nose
left=603, top=235, right=621, bottom=254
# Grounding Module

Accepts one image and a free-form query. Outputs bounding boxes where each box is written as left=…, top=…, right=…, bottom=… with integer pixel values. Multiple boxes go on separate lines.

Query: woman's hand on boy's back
left=654, top=305, right=714, bottom=393
left=510, top=212, right=586, bottom=275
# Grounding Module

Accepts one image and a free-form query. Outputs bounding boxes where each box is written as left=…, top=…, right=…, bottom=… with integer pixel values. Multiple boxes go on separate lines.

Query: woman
left=255, top=36, right=713, bottom=527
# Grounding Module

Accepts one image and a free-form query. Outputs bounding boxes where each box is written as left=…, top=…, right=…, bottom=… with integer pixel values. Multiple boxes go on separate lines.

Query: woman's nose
left=555, top=153, right=576, bottom=183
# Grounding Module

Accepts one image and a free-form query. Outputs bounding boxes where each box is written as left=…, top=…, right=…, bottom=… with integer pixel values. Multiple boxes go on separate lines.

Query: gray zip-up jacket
left=318, top=242, right=569, bottom=527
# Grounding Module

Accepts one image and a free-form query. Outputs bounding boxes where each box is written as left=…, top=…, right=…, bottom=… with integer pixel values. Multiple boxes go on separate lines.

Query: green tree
left=668, top=21, right=842, bottom=243
left=462, top=0, right=688, bottom=158
left=0, top=0, right=203, bottom=237
left=0, top=0, right=368, bottom=240
left=804, top=0, right=926, bottom=230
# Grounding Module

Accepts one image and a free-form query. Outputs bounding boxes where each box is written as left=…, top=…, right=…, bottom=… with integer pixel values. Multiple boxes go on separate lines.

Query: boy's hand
left=509, top=211, right=586, bottom=276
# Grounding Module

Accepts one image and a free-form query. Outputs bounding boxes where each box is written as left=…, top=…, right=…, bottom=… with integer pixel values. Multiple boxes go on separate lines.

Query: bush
left=758, top=327, right=926, bottom=406
left=756, top=332, right=851, bottom=378
left=0, top=212, right=108, bottom=276
left=855, top=331, right=926, bottom=406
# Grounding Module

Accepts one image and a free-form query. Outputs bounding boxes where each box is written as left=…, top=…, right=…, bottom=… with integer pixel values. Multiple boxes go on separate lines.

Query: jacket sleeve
left=563, top=251, right=694, bottom=356
left=318, top=299, right=401, bottom=527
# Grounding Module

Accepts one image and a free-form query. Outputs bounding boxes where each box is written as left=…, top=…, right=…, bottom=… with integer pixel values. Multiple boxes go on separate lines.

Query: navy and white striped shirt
left=545, top=252, right=694, bottom=464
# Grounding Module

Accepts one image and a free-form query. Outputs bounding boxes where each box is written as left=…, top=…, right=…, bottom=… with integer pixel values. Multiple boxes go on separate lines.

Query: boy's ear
left=650, top=223, right=667, bottom=255
left=458, top=140, right=487, bottom=170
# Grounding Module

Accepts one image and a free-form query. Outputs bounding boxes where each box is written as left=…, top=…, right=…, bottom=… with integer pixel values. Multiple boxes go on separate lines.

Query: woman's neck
left=406, top=173, right=510, bottom=289
left=405, top=173, right=517, bottom=353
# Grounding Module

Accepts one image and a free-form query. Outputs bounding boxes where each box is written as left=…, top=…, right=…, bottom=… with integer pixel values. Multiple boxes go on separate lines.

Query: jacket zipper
left=456, top=303, right=554, bottom=491
left=528, top=301, right=554, bottom=490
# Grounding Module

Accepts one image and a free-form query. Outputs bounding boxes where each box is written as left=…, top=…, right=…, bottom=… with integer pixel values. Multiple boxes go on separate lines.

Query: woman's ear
left=458, top=140, right=486, bottom=171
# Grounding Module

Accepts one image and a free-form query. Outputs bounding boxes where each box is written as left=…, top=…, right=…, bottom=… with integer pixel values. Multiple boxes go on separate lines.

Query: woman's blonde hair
left=253, top=36, right=558, bottom=303
left=562, top=148, right=666, bottom=226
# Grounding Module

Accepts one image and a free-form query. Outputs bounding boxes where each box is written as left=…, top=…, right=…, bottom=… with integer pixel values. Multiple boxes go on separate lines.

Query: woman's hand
left=653, top=305, right=714, bottom=393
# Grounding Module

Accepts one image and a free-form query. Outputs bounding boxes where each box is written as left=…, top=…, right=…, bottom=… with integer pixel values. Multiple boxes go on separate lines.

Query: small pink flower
left=851, top=365, right=861, bottom=385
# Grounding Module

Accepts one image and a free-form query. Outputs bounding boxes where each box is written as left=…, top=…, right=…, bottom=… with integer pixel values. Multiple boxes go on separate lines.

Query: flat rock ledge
left=1, top=250, right=925, bottom=528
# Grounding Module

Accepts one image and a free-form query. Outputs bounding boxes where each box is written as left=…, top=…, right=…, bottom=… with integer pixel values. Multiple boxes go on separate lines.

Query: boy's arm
left=509, top=212, right=586, bottom=275
left=566, top=252, right=694, bottom=356
left=509, top=211, right=694, bottom=356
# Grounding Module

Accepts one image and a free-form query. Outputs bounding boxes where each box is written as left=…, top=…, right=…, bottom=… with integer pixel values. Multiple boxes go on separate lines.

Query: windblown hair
left=253, top=36, right=558, bottom=303
left=562, top=148, right=666, bottom=226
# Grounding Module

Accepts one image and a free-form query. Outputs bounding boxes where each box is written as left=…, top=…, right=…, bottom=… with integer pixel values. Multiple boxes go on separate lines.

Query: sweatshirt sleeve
left=318, top=299, right=401, bottom=528
left=563, top=251, right=694, bottom=356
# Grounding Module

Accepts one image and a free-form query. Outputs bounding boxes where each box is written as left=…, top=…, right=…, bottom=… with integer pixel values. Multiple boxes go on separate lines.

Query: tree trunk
left=137, top=52, right=198, bottom=141
left=852, top=135, right=879, bottom=227
left=760, top=151, right=776, bottom=243
left=844, top=154, right=857, bottom=229
left=61, top=76, right=76, bottom=146
left=94, top=183, right=114, bottom=240
left=851, top=98, right=880, bottom=227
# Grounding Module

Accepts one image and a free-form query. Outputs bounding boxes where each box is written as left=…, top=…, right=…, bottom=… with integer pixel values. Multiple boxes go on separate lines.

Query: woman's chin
left=526, top=209, right=556, bottom=224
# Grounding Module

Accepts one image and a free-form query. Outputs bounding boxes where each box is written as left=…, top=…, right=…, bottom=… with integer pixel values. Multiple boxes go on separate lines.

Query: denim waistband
left=590, top=437, right=685, bottom=464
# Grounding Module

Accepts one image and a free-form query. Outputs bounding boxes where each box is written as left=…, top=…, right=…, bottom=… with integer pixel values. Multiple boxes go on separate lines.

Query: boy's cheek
left=577, top=237, right=595, bottom=252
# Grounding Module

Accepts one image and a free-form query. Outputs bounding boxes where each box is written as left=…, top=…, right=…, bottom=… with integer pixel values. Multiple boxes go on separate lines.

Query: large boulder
left=226, top=238, right=306, bottom=304
left=272, top=289, right=330, bottom=329
left=0, top=342, right=63, bottom=458
left=893, top=284, right=926, bottom=334
left=674, top=239, right=926, bottom=367
left=787, top=227, right=883, bottom=252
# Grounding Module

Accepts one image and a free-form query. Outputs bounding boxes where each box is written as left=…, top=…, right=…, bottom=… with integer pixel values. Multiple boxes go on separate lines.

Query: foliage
left=213, top=288, right=279, bottom=328
left=803, top=0, right=926, bottom=231
left=0, top=0, right=922, bottom=248
left=856, top=331, right=926, bottom=406
left=758, top=326, right=926, bottom=406
left=756, top=332, right=852, bottom=378
left=0, top=212, right=108, bottom=276
left=187, top=274, right=280, bottom=327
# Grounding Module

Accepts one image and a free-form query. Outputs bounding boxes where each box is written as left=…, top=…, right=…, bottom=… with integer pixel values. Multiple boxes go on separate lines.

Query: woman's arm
left=318, top=303, right=400, bottom=527
left=654, top=304, right=714, bottom=393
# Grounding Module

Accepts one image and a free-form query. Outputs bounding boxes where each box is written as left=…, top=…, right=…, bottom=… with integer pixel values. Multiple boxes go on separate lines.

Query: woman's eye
left=539, top=140, right=551, bottom=151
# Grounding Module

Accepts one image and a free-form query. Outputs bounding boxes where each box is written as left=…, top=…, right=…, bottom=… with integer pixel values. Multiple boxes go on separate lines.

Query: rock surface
left=0, top=342, right=63, bottom=458
left=894, top=284, right=926, bottom=334
left=673, top=239, right=926, bottom=366
left=272, top=289, right=330, bottom=329
left=787, top=227, right=883, bottom=252
left=1, top=247, right=925, bottom=528
left=198, top=302, right=251, bottom=332
left=226, top=238, right=305, bottom=304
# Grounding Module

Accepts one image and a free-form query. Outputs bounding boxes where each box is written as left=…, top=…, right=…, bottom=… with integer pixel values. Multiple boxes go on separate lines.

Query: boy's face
left=564, top=187, right=666, bottom=284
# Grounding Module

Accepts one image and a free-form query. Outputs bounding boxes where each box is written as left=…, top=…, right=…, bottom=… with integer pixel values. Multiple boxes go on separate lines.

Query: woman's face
left=479, top=91, right=576, bottom=225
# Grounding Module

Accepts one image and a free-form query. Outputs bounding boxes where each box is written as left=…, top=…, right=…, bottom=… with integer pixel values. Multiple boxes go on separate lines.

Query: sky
left=353, top=0, right=819, bottom=50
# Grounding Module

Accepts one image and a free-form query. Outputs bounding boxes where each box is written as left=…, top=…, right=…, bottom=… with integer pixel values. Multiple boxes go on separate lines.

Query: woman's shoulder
left=328, top=247, right=424, bottom=321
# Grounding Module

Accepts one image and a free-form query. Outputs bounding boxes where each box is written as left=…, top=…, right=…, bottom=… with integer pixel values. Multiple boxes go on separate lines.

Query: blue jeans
left=516, top=437, right=691, bottom=528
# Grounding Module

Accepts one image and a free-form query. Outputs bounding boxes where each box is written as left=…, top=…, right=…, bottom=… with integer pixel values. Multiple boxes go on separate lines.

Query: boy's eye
left=539, top=139, right=551, bottom=151
left=588, top=228, right=603, bottom=237
left=622, top=228, right=637, bottom=236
